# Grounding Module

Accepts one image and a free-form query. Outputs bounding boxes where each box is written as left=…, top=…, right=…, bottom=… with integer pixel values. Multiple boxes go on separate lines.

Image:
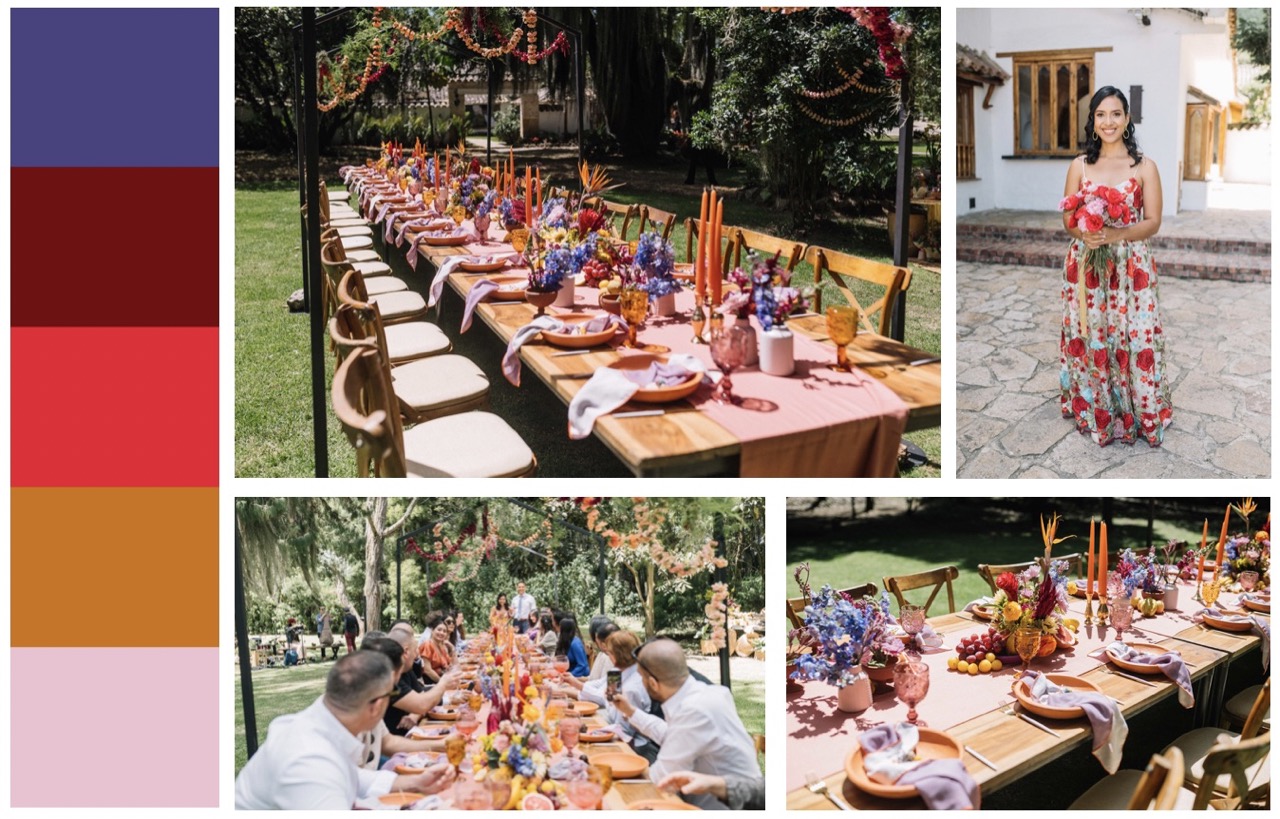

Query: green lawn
left=235, top=147, right=941, bottom=477
left=235, top=658, right=766, bottom=775
left=786, top=499, right=1211, bottom=606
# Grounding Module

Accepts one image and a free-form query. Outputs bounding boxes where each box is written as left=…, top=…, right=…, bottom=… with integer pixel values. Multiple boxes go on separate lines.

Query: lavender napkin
left=460, top=279, right=500, bottom=333
left=566, top=354, right=706, bottom=439
left=395, top=216, right=449, bottom=248
left=1192, top=607, right=1270, bottom=670
left=427, top=256, right=468, bottom=308
left=858, top=724, right=980, bottom=810
left=962, top=597, right=994, bottom=615
left=501, top=314, right=626, bottom=386
left=1024, top=671, right=1127, bottom=773
left=911, top=623, right=945, bottom=651
left=1105, top=642, right=1194, bottom=708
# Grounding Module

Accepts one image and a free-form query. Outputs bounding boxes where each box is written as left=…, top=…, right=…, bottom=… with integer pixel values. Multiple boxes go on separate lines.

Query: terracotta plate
left=1014, top=674, right=1104, bottom=719
left=1069, top=586, right=1099, bottom=599
left=972, top=605, right=994, bottom=621
left=426, top=708, right=460, bottom=721
left=542, top=313, right=618, bottom=349
left=1242, top=597, right=1270, bottom=614
left=1106, top=642, right=1172, bottom=675
left=844, top=728, right=963, bottom=799
left=1202, top=611, right=1255, bottom=632
left=394, top=752, right=444, bottom=774
left=628, top=799, right=700, bottom=810
left=457, top=255, right=509, bottom=273
left=570, top=700, right=600, bottom=716
left=486, top=274, right=529, bottom=301
left=579, top=728, right=614, bottom=743
left=423, top=229, right=469, bottom=246
left=590, top=752, right=648, bottom=780
left=672, top=263, right=696, bottom=281
left=378, top=792, right=426, bottom=807
left=606, top=354, right=702, bottom=404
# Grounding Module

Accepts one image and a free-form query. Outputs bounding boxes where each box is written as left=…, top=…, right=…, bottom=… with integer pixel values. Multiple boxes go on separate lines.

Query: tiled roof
left=958, top=44, right=1009, bottom=83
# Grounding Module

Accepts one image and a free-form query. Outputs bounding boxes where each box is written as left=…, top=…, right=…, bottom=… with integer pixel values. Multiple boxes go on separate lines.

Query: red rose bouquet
left=1058, top=183, right=1134, bottom=276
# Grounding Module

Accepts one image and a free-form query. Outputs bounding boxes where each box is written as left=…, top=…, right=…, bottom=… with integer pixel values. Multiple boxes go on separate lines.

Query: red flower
left=1159, top=407, right=1173, bottom=423
left=1095, top=408, right=1112, bottom=429
left=1093, top=349, right=1108, bottom=369
left=1116, top=349, right=1129, bottom=369
left=1066, top=257, right=1078, bottom=283
left=995, top=571, right=1019, bottom=599
left=1137, top=348, right=1155, bottom=372
left=1122, top=412, right=1134, bottom=430
left=1081, top=213, right=1103, bottom=233
left=577, top=208, right=606, bottom=235
left=1066, top=337, right=1086, bottom=358
left=1085, top=268, right=1100, bottom=289
left=1072, top=396, right=1090, bottom=416
left=1132, top=267, right=1149, bottom=291
left=1109, top=269, right=1120, bottom=291
left=1133, top=185, right=1144, bottom=210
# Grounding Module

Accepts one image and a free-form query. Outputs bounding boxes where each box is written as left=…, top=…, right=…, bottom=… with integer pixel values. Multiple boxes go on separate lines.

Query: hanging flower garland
left=706, top=583, right=730, bottom=650
left=797, top=100, right=881, bottom=128
left=513, top=30, right=570, bottom=64
left=318, top=37, right=390, bottom=112
left=841, top=7, right=911, bottom=80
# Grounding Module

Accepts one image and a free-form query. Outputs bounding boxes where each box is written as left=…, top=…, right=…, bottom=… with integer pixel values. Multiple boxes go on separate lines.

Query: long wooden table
left=388, top=210, right=940, bottom=477
left=786, top=598, right=1263, bottom=809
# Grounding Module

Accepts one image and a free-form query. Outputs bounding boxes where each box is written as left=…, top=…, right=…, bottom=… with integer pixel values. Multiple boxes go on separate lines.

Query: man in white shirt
left=235, top=651, right=453, bottom=809
left=510, top=582, right=538, bottom=634
left=621, top=638, right=761, bottom=810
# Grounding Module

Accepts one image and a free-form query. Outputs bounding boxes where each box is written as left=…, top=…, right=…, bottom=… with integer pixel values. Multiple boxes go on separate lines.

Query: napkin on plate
left=962, top=597, right=994, bottom=615
left=428, top=256, right=469, bottom=307
left=911, top=623, right=945, bottom=651
left=566, top=354, right=706, bottom=440
left=459, top=279, right=500, bottom=333
left=501, top=314, right=626, bottom=386
left=1023, top=671, right=1127, bottom=773
left=1105, top=641, right=1194, bottom=708
left=394, top=215, right=447, bottom=248
left=1192, top=607, right=1270, bottom=670
left=858, top=723, right=980, bottom=810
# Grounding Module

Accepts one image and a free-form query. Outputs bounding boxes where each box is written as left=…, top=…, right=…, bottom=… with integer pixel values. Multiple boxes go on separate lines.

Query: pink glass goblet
left=900, top=604, right=925, bottom=652
left=1240, top=571, right=1260, bottom=592
left=567, top=779, right=603, bottom=810
left=893, top=660, right=930, bottom=724
left=559, top=714, right=582, bottom=756
left=1109, top=594, right=1133, bottom=640
left=709, top=324, right=750, bottom=404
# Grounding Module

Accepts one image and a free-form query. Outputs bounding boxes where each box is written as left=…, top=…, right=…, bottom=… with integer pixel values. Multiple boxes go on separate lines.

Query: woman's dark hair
left=587, top=615, right=615, bottom=642
left=1083, top=85, right=1142, bottom=167
left=555, top=617, right=581, bottom=657
left=425, top=611, right=448, bottom=631
left=360, top=635, right=406, bottom=671
left=539, top=612, right=556, bottom=632
left=495, top=593, right=508, bottom=610
left=595, top=622, right=620, bottom=646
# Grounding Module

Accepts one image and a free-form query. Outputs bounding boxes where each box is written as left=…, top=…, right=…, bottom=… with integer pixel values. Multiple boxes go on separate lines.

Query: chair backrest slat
left=1195, top=733, right=1270, bottom=808
left=1125, top=747, right=1184, bottom=810
left=331, top=347, right=409, bottom=477
left=806, top=245, right=911, bottom=336
left=730, top=227, right=805, bottom=273
left=883, top=566, right=958, bottom=615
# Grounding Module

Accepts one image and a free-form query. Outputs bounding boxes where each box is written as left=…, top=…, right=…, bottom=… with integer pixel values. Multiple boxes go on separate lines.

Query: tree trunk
left=644, top=562, right=656, bottom=640
left=363, top=497, right=387, bottom=632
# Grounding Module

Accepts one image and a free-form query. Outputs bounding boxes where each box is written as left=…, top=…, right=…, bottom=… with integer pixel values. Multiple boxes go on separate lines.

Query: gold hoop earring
left=1123, top=125, right=1133, bottom=140
left=1092, top=132, right=1100, bottom=143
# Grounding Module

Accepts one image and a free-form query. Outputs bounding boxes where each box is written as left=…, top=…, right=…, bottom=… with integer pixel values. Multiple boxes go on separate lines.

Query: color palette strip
left=10, top=8, right=219, bottom=807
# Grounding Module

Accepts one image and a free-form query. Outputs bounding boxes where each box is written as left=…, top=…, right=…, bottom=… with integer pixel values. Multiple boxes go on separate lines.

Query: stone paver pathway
left=957, top=262, right=1270, bottom=478
left=956, top=206, right=1271, bottom=245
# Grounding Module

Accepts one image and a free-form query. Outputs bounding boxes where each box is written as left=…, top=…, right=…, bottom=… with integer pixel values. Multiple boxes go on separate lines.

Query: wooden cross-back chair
left=787, top=583, right=879, bottom=630
left=334, top=270, right=451, bottom=365
left=1193, top=734, right=1271, bottom=809
left=320, top=242, right=424, bottom=326
left=1163, top=679, right=1271, bottom=805
left=976, top=554, right=1083, bottom=594
left=682, top=218, right=735, bottom=278
left=729, top=227, right=805, bottom=273
left=316, top=179, right=366, bottom=227
left=332, top=346, right=537, bottom=479
left=882, top=566, right=959, bottom=615
left=583, top=197, right=638, bottom=240
left=636, top=205, right=677, bottom=241
left=330, top=294, right=489, bottom=424
left=806, top=245, right=911, bottom=337
left=1069, top=747, right=1187, bottom=810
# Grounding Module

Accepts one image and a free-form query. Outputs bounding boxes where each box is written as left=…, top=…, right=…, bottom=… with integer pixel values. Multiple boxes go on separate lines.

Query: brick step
left=957, top=238, right=1271, bottom=283
left=957, top=223, right=1270, bottom=257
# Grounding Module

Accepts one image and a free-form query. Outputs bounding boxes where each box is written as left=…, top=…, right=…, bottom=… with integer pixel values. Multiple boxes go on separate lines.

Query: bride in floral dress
left=1059, top=86, right=1172, bottom=446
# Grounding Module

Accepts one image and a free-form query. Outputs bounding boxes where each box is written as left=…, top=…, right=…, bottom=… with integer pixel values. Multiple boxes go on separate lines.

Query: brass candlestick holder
left=691, top=296, right=707, bottom=344
left=1096, top=596, right=1110, bottom=628
left=1083, top=593, right=1094, bottom=627
left=709, top=309, right=724, bottom=340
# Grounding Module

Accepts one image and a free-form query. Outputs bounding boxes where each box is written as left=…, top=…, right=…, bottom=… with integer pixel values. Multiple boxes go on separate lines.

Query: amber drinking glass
left=619, top=290, right=649, bottom=348
left=1201, top=579, right=1222, bottom=608
left=445, top=735, right=467, bottom=771
left=825, top=305, right=858, bottom=372
left=1013, top=627, right=1043, bottom=689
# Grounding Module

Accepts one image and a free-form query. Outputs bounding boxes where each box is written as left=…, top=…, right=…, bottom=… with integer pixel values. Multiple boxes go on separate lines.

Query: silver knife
left=965, top=746, right=999, bottom=771
left=1108, top=668, right=1160, bottom=687
left=1016, top=711, right=1062, bottom=737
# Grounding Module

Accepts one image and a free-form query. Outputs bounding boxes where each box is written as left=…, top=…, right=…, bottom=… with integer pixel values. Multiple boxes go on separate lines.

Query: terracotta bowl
left=606, top=354, right=702, bottom=404
left=590, top=752, right=648, bottom=780
left=1013, top=674, right=1103, bottom=719
left=844, top=728, right=963, bottom=798
left=1106, top=642, right=1172, bottom=675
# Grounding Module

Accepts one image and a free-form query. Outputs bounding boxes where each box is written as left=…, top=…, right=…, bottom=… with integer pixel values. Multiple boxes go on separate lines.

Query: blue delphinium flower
left=507, top=743, right=536, bottom=778
left=632, top=231, right=680, bottom=299
left=789, top=585, right=892, bottom=687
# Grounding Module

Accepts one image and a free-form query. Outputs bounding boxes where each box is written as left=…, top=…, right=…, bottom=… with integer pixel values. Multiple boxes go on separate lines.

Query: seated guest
left=417, top=612, right=453, bottom=684
left=538, top=613, right=559, bottom=654
left=386, top=624, right=458, bottom=735
left=448, top=610, right=466, bottom=646
left=356, top=636, right=453, bottom=766
left=617, top=638, right=760, bottom=810
left=657, top=771, right=765, bottom=811
left=586, top=617, right=620, bottom=681
left=555, top=616, right=591, bottom=677
left=234, top=651, right=454, bottom=809
left=598, top=631, right=658, bottom=762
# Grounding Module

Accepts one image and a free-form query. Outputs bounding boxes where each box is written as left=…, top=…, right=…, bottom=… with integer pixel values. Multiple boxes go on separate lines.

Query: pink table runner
left=1061, top=579, right=1262, bottom=642
left=785, top=616, right=1111, bottom=792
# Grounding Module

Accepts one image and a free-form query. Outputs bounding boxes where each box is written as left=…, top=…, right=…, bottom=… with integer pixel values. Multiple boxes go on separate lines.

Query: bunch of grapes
left=581, top=258, right=612, bottom=288
left=947, top=627, right=1005, bottom=675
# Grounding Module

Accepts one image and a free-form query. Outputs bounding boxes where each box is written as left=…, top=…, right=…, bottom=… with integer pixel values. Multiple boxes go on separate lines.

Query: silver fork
left=806, top=771, right=853, bottom=810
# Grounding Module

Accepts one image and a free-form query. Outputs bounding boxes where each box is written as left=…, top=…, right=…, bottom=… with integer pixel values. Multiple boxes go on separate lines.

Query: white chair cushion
left=363, top=276, right=407, bottom=296
left=383, top=322, right=451, bottom=361
left=329, top=217, right=369, bottom=228
left=340, top=235, right=373, bottom=251
left=1070, top=770, right=1203, bottom=810
left=352, top=261, right=392, bottom=278
left=327, top=189, right=349, bottom=201
left=329, top=205, right=359, bottom=218
left=1164, top=728, right=1270, bottom=793
left=344, top=249, right=380, bottom=263
left=402, top=411, right=534, bottom=477
left=389, top=355, right=489, bottom=412
left=1224, top=685, right=1269, bottom=729
left=368, top=290, right=426, bottom=320
left=334, top=226, right=373, bottom=238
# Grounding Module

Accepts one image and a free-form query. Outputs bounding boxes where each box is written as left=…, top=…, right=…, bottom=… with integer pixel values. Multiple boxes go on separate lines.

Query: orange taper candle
left=1087, top=518, right=1095, bottom=598
left=711, top=198, right=725, bottom=306
left=696, top=189, right=709, bottom=299
left=1214, top=504, right=1230, bottom=578
left=1099, top=522, right=1108, bottom=596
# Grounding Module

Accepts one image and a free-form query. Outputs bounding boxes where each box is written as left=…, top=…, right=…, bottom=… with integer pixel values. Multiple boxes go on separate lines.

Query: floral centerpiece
left=989, top=515, right=1078, bottom=653
left=1223, top=499, right=1269, bottom=588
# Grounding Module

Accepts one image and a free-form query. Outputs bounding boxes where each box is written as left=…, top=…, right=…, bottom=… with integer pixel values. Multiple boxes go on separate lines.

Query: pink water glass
left=1109, top=594, right=1134, bottom=639
left=559, top=714, right=582, bottom=755
left=709, top=323, right=750, bottom=404
left=1240, top=571, right=1260, bottom=592
left=567, top=779, right=604, bottom=810
left=893, top=659, right=929, bottom=724
left=456, top=707, right=479, bottom=740
left=899, top=604, right=925, bottom=649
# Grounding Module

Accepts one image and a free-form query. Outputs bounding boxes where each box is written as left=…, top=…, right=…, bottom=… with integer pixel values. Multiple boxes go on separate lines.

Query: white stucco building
left=956, top=7, right=1263, bottom=217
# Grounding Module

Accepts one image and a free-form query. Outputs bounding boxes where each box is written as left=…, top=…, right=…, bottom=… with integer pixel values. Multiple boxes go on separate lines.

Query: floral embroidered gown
left=1060, top=176, right=1172, bottom=446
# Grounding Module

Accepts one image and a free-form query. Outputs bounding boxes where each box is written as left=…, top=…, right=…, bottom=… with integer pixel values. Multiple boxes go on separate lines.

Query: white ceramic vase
left=759, top=325, right=795, bottom=376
